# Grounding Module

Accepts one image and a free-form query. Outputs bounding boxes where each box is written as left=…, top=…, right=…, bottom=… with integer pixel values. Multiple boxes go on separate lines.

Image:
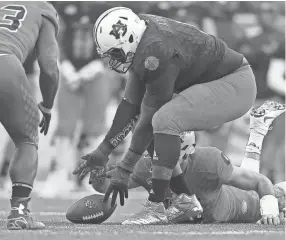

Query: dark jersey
left=0, top=1, right=59, bottom=63
left=131, top=14, right=243, bottom=92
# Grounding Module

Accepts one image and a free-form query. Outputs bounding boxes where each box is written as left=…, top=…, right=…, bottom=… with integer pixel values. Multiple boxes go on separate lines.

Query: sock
left=170, top=173, right=191, bottom=195
left=12, top=183, right=33, bottom=198
left=245, top=131, right=265, bottom=155
left=149, top=165, right=173, bottom=203
left=242, top=130, right=265, bottom=172
left=154, top=133, right=181, bottom=169
left=148, top=179, right=170, bottom=203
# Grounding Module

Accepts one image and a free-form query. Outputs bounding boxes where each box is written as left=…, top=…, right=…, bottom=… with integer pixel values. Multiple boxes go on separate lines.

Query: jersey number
left=0, top=5, right=27, bottom=32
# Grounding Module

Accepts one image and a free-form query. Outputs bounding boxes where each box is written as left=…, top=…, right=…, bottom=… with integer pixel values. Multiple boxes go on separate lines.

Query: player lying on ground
left=93, top=135, right=285, bottom=225
left=0, top=1, right=60, bottom=230
left=74, top=6, right=258, bottom=225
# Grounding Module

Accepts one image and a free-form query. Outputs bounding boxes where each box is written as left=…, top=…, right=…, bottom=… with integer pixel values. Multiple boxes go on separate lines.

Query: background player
left=0, top=2, right=59, bottom=230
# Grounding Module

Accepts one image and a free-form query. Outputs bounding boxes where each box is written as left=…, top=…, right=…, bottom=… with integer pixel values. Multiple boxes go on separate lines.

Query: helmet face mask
left=94, top=7, right=146, bottom=74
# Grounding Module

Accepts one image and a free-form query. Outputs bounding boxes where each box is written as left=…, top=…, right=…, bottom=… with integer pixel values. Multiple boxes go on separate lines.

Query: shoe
left=245, top=100, right=285, bottom=156
left=7, top=197, right=45, bottom=230
left=249, top=100, right=285, bottom=134
left=122, top=200, right=168, bottom=225
left=166, top=193, right=203, bottom=224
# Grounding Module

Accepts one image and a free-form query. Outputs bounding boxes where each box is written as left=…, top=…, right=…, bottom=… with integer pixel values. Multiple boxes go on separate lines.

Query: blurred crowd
left=0, top=1, right=284, bottom=197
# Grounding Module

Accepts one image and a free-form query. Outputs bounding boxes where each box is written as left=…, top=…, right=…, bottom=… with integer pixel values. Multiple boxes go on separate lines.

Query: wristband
left=260, top=195, right=279, bottom=216
left=38, top=102, right=52, bottom=114
left=117, top=149, right=142, bottom=173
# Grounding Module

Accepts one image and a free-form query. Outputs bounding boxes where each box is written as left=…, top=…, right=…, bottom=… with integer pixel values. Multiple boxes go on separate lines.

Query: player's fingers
left=78, top=167, right=89, bottom=180
left=40, top=121, right=45, bottom=133
left=103, top=186, right=113, bottom=203
left=267, top=217, right=273, bottom=225
left=73, top=162, right=86, bottom=175
left=111, top=189, right=118, bottom=207
left=262, top=216, right=268, bottom=225
left=44, top=119, right=50, bottom=135
left=119, top=190, right=125, bottom=206
left=39, top=118, right=44, bottom=127
left=273, top=217, right=280, bottom=226
left=124, top=188, right=128, bottom=199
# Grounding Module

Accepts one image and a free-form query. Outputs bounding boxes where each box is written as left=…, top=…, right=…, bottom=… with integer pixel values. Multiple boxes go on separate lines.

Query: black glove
left=73, top=147, right=109, bottom=180
left=103, top=166, right=131, bottom=207
left=38, top=102, right=51, bottom=135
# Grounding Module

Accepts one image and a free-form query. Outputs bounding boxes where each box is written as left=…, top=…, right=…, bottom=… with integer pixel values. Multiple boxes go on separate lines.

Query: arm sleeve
left=100, top=73, right=146, bottom=154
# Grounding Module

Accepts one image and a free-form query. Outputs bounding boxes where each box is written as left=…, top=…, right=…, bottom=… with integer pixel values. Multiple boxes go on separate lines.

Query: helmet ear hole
left=129, top=34, right=134, bottom=43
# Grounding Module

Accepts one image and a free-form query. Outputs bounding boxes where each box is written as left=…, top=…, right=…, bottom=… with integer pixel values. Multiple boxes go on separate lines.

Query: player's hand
left=38, top=102, right=52, bottom=136
left=89, top=165, right=116, bottom=184
left=73, top=148, right=109, bottom=180
left=103, top=166, right=131, bottom=207
left=257, top=215, right=280, bottom=225
left=258, top=195, right=280, bottom=225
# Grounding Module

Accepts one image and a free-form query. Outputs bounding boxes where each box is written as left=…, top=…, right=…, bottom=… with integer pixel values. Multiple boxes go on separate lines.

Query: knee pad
left=152, top=109, right=181, bottom=136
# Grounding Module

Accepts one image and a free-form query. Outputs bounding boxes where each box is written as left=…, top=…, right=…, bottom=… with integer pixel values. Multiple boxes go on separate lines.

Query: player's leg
left=241, top=100, right=285, bottom=172
left=144, top=64, right=256, bottom=224
left=0, top=139, right=15, bottom=190
left=40, top=74, right=81, bottom=197
left=0, top=59, right=36, bottom=191
left=0, top=54, right=44, bottom=230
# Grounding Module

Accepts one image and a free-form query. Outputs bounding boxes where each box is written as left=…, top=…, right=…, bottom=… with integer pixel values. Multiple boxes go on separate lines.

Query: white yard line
left=127, top=230, right=285, bottom=236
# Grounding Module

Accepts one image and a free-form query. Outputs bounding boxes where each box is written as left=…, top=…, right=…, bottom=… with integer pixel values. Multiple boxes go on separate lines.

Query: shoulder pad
left=39, top=2, right=60, bottom=36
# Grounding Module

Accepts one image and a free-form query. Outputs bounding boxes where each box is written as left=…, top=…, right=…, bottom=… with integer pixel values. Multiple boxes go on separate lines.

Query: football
left=66, top=193, right=117, bottom=224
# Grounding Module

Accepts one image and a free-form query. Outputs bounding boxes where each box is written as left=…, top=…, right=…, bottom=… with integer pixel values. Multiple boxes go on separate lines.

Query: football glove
left=73, top=147, right=109, bottom=180
left=38, top=102, right=51, bottom=136
left=103, top=166, right=131, bottom=207
left=257, top=195, right=280, bottom=225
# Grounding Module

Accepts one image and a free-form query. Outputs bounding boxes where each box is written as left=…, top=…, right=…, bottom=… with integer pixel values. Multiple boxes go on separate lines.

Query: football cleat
left=166, top=193, right=203, bottom=224
left=122, top=200, right=168, bottom=225
left=7, top=197, right=45, bottom=230
left=249, top=100, right=285, bottom=134
left=245, top=100, right=285, bottom=157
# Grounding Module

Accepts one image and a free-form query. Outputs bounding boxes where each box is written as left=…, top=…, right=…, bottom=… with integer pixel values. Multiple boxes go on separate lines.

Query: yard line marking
left=128, top=230, right=285, bottom=236
left=0, top=211, right=66, bottom=216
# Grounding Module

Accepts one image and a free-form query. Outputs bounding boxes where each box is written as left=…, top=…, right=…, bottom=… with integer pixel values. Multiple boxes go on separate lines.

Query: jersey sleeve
left=133, top=41, right=181, bottom=84
left=40, top=2, right=60, bottom=36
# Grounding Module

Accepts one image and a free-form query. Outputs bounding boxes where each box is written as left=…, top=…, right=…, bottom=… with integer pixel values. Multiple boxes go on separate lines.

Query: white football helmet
left=93, top=7, right=147, bottom=73
left=179, top=131, right=196, bottom=162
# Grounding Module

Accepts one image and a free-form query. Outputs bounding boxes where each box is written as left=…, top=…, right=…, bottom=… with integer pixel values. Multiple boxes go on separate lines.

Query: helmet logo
left=109, top=20, right=127, bottom=39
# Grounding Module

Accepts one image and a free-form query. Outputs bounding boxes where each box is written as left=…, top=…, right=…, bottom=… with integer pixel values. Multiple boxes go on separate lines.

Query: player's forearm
left=39, top=68, right=59, bottom=109
left=98, top=98, right=140, bottom=156
left=256, top=174, right=275, bottom=198
left=118, top=104, right=158, bottom=172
